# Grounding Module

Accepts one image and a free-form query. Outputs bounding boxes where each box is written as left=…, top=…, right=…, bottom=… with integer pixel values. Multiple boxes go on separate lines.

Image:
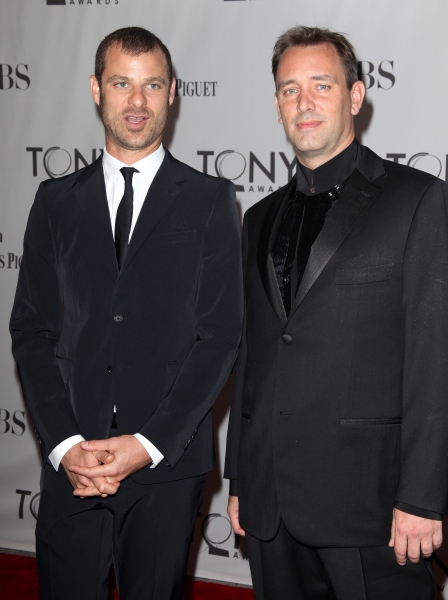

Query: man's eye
left=147, top=83, right=159, bottom=89
left=115, top=82, right=128, bottom=88
left=318, top=85, right=329, bottom=90
left=284, top=88, right=297, bottom=95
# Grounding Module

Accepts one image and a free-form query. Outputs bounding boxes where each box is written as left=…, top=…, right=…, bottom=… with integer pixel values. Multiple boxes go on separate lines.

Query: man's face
left=90, top=44, right=175, bottom=162
left=274, top=43, right=364, bottom=168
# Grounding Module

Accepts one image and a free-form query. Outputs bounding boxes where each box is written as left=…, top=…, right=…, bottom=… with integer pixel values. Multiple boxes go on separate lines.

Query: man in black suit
left=10, top=27, right=243, bottom=600
left=225, top=26, right=448, bottom=599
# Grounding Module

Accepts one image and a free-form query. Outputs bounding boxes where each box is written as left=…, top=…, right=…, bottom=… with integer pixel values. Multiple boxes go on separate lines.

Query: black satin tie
left=115, top=167, right=139, bottom=270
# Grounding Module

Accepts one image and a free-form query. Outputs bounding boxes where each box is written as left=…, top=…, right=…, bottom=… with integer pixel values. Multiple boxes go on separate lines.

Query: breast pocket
left=145, top=229, right=197, bottom=248
left=335, top=263, right=394, bottom=285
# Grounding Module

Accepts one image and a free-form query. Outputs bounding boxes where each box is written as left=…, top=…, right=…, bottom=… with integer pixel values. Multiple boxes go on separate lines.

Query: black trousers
left=36, top=463, right=206, bottom=600
left=246, top=520, right=434, bottom=600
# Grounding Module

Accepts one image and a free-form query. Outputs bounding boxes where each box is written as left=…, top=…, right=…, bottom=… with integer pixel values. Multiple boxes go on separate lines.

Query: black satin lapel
left=290, top=169, right=382, bottom=317
left=74, top=160, right=118, bottom=281
left=256, top=178, right=296, bottom=323
left=119, top=155, right=184, bottom=276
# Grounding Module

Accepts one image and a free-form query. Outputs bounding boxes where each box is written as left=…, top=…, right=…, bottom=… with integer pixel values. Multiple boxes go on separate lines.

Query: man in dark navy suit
left=225, top=26, right=447, bottom=600
left=11, top=27, right=243, bottom=600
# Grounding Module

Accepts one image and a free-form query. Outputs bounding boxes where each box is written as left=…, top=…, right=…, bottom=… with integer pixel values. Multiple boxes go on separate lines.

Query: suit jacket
left=224, top=146, right=448, bottom=547
left=11, top=149, right=243, bottom=484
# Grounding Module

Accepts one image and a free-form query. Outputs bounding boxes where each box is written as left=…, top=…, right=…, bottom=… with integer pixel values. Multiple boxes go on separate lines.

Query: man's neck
left=105, top=139, right=162, bottom=166
left=295, top=138, right=359, bottom=196
left=296, top=133, right=355, bottom=171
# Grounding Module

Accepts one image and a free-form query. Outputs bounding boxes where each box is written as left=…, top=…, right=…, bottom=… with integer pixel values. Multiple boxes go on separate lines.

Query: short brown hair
left=95, top=26, right=173, bottom=85
left=272, top=26, right=358, bottom=90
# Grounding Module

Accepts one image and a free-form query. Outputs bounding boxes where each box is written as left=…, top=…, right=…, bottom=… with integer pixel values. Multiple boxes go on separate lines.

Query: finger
left=74, top=475, right=96, bottom=489
left=81, top=439, right=116, bottom=453
left=421, top=532, right=435, bottom=558
left=406, top=537, right=421, bottom=564
left=73, top=485, right=103, bottom=498
left=232, top=521, right=246, bottom=536
left=69, top=464, right=118, bottom=479
left=73, top=479, right=118, bottom=496
left=103, top=476, right=120, bottom=484
left=92, top=451, right=114, bottom=464
left=93, top=477, right=120, bottom=496
left=433, top=528, right=443, bottom=550
left=227, top=509, right=245, bottom=536
left=393, top=533, right=408, bottom=565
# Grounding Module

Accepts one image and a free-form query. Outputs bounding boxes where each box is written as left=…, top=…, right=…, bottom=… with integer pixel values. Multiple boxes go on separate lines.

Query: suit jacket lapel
left=119, top=150, right=185, bottom=276
left=74, top=157, right=119, bottom=281
left=257, top=178, right=296, bottom=323
left=289, top=166, right=383, bottom=319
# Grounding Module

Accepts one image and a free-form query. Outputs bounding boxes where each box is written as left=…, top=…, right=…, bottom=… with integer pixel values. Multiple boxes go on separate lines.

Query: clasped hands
left=61, top=435, right=152, bottom=498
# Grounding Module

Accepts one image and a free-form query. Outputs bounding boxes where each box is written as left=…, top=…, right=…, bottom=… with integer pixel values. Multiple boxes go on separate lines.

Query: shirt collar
left=296, top=139, right=360, bottom=196
left=102, top=144, right=165, bottom=183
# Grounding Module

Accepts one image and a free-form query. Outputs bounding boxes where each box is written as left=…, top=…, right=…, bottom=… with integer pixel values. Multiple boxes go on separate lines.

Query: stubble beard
left=288, top=120, right=334, bottom=161
left=99, top=91, right=170, bottom=152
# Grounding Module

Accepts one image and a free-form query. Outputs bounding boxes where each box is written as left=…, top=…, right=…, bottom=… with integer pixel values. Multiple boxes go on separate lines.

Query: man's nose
left=129, top=87, right=146, bottom=108
left=297, top=91, right=315, bottom=113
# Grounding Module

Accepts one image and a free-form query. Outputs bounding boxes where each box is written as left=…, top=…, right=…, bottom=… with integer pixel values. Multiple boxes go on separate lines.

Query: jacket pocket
left=146, top=230, right=197, bottom=248
left=340, top=417, right=401, bottom=426
left=336, top=263, right=394, bottom=285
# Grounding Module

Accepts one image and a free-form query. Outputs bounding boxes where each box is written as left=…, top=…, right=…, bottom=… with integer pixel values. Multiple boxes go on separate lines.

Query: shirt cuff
left=394, top=501, right=443, bottom=521
left=48, top=435, right=85, bottom=471
left=133, top=433, right=164, bottom=468
left=229, top=479, right=238, bottom=496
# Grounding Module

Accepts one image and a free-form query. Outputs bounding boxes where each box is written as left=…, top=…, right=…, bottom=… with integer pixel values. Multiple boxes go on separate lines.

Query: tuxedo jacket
left=11, top=150, right=243, bottom=484
left=225, top=146, right=448, bottom=547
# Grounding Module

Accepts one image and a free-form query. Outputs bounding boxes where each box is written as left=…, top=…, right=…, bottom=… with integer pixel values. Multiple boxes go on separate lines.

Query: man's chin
left=114, top=134, right=157, bottom=152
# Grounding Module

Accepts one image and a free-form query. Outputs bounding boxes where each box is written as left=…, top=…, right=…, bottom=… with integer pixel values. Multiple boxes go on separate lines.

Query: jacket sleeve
left=10, top=182, right=81, bottom=462
left=223, top=210, right=250, bottom=495
left=138, top=180, right=244, bottom=468
left=395, top=178, right=448, bottom=514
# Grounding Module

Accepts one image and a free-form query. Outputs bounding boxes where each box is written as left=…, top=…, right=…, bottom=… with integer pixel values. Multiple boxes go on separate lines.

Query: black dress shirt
left=272, top=141, right=359, bottom=315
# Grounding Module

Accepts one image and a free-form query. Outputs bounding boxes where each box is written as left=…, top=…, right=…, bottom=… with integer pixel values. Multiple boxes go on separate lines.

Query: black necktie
left=115, top=167, right=139, bottom=270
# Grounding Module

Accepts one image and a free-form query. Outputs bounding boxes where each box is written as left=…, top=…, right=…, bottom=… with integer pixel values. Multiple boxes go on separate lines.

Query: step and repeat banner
left=2, top=0, right=448, bottom=592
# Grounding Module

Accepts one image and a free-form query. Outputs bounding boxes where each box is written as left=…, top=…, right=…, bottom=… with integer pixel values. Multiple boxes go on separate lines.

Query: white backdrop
left=2, top=0, right=448, bottom=592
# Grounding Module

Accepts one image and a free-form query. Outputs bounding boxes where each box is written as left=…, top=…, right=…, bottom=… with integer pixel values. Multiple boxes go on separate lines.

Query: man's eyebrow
left=309, top=74, right=336, bottom=83
left=106, top=74, right=168, bottom=85
left=277, top=74, right=337, bottom=90
left=106, top=74, right=131, bottom=83
left=277, top=79, right=297, bottom=90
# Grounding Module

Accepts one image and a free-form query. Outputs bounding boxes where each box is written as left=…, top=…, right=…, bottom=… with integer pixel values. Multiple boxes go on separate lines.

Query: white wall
left=1, top=0, right=448, bottom=591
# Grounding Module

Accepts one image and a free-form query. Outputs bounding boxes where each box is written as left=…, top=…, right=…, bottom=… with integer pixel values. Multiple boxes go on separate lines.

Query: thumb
left=389, top=512, right=396, bottom=547
left=81, top=439, right=110, bottom=452
left=93, top=451, right=114, bottom=464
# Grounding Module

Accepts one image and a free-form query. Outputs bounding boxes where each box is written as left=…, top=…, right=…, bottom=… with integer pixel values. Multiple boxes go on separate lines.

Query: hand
left=389, top=507, right=443, bottom=565
left=61, top=441, right=117, bottom=498
left=228, top=495, right=245, bottom=536
left=69, top=435, right=153, bottom=497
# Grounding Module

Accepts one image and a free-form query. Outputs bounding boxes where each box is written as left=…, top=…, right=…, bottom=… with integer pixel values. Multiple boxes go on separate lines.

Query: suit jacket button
left=107, top=365, right=113, bottom=373
left=282, top=333, right=293, bottom=344
left=114, top=314, right=123, bottom=323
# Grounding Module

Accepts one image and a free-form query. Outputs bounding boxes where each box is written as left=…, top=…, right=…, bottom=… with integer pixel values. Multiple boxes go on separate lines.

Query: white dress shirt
left=48, top=145, right=166, bottom=471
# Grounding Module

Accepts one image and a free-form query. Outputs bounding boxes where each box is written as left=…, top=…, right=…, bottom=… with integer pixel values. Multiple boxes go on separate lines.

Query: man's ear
left=274, top=92, right=283, bottom=124
left=350, top=80, right=365, bottom=116
left=168, top=77, right=176, bottom=107
left=90, top=75, right=101, bottom=107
